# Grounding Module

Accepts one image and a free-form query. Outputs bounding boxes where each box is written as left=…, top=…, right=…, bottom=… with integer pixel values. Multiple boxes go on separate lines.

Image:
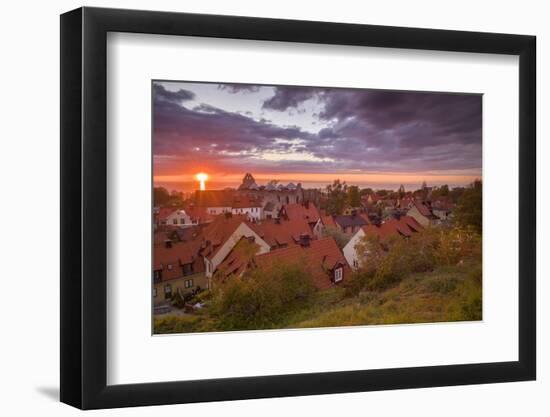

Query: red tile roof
left=362, top=215, right=423, bottom=240
left=249, top=216, right=312, bottom=248
left=400, top=215, right=423, bottom=232
left=201, top=214, right=249, bottom=259
left=215, top=237, right=260, bottom=280
left=255, top=237, right=349, bottom=290
left=232, top=196, right=262, bottom=208
left=153, top=240, right=205, bottom=281
left=284, top=203, right=320, bottom=224
left=413, top=200, right=439, bottom=219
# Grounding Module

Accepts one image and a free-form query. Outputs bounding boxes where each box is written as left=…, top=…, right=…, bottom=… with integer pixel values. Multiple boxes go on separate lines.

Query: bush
left=351, top=226, right=481, bottom=292
left=322, top=226, right=351, bottom=249
left=210, top=260, right=316, bottom=330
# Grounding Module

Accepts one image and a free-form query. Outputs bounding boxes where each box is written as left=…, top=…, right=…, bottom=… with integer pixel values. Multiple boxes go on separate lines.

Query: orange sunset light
left=195, top=172, right=209, bottom=190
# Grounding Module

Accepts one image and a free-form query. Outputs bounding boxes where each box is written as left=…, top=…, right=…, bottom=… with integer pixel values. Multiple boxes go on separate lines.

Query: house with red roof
left=343, top=216, right=423, bottom=269
left=283, top=202, right=321, bottom=230
left=152, top=239, right=207, bottom=305
left=231, top=195, right=263, bottom=220
left=255, top=236, right=350, bottom=289
left=407, top=200, right=441, bottom=226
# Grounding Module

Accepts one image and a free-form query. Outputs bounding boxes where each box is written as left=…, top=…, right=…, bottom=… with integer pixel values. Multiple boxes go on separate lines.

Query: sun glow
left=195, top=172, right=209, bottom=190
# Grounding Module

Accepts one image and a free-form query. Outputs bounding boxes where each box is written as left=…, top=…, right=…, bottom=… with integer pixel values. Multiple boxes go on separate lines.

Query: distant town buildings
left=153, top=173, right=458, bottom=308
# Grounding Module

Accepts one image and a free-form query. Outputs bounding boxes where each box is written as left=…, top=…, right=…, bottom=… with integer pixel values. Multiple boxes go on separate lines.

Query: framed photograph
left=60, top=7, right=536, bottom=409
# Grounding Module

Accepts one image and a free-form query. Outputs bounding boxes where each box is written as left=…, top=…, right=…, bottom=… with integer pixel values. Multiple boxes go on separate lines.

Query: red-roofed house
left=284, top=202, right=320, bottom=228
left=343, top=216, right=423, bottom=269
left=407, top=200, right=441, bottom=226
left=255, top=237, right=350, bottom=289
left=231, top=196, right=263, bottom=220
left=201, top=214, right=271, bottom=280
left=152, top=239, right=207, bottom=305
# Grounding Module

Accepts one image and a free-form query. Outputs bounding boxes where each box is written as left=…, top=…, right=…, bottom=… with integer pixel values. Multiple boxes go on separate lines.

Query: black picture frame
left=60, top=6, right=536, bottom=410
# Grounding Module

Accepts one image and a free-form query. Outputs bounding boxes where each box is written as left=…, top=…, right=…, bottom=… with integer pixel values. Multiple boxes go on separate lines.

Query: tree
left=439, top=184, right=449, bottom=197
left=453, top=180, right=482, bottom=233
left=322, top=226, right=351, bottom=249
left=153, top=187, right=170, bottom=206
left=325, top=179, right=348, bottom=215
left=210, top=260, right=315, bottom=330
left=347, top=185, right=361, bottom=207
left=398, top=184, right=406, bottom=199
left=360, top=187, right=374, bottom=196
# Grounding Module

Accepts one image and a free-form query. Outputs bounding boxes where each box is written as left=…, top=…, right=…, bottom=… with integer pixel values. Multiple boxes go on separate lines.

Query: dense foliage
left=209, top=261, right=316, bottom=330
left=453, top=180, right=482, bottom=233
left=321, top=226, right=351, bottom=249
left=350, top=226, right=481, bottom=292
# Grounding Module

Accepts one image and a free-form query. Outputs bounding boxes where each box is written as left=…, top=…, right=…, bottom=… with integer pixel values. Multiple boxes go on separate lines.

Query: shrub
left=352, top=225, right=480, bottom=292
left=322, top=226, right=351, bottom=249
left=210, top=260, right=316, bottom=330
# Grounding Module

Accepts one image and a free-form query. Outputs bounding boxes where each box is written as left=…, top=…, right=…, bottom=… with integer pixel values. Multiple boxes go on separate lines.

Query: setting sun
left=195, top=172, right=209, bottom=190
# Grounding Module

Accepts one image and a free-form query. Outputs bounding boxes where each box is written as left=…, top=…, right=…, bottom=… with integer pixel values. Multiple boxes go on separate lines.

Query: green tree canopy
left=453, top=180, right=482, bottom=233
left=325, top=179, right=348, bottom=215
left=347, top=185, right=361, bottom=207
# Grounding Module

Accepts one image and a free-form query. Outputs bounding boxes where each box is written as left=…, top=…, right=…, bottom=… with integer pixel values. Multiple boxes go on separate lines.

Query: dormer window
left=334, top=266, right=343, bottom=282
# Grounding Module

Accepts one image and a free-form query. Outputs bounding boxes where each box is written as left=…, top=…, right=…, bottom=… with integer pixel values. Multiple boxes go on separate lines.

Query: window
left=182, top=263, right=193, bottom=276
left=185, top=279, right=194, bottom=288
left=152, top=287, right=157, bottom=297
left=164, top=284, right=172, bottom=299
left=167, top=264, right=173, bottom=270
left=334, top=267, right=343, bottom=282
left=353, top=259, right=359, bottom=268
left=180, top=218, right=185, bottom=224
left=173, top=218, right=178, bottom=225
left=153, top=270, right=162, bottom=283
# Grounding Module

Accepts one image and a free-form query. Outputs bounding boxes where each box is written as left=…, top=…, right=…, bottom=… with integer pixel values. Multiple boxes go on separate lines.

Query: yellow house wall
left=153, top=272, right=207, bottom=305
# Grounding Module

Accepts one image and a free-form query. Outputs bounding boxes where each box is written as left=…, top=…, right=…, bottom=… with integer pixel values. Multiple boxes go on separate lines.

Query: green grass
left=154, top=263, right=482, bottom=334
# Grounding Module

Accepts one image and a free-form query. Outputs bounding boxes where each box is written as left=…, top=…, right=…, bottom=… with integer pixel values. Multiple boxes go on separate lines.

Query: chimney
left=164, top=240, right=173, bottom=249
left=299, top=233, right=311, bottom=247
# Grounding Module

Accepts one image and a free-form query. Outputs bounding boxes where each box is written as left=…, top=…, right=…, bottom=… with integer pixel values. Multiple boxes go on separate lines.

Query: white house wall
left=207, top=222, right=271, bottom=277
left=231, top=207, right=263, bottom=220
left=343, top=228, right=365, bottom=270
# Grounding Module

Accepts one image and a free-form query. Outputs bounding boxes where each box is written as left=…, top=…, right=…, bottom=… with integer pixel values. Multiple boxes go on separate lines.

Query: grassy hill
left=154, top=261, right=481, bottom=334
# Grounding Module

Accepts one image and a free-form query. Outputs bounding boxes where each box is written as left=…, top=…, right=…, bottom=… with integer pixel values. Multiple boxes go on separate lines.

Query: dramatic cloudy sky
left=153, top=81, right=482, bottom=191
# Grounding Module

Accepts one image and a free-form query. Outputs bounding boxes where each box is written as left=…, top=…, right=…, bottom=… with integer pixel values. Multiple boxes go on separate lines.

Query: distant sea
left=154, top=179, right=475, bottom=194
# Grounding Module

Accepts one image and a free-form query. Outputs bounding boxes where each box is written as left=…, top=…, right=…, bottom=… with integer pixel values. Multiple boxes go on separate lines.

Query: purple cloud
left=153, top=82, right=482, bottom=177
